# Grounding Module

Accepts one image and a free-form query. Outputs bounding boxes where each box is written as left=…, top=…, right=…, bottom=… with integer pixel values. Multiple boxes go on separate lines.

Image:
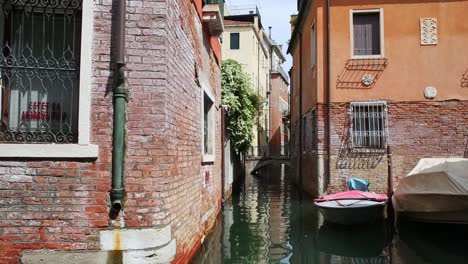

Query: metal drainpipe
left=257, top=39, right=261, bottom=150
left=325, top=0, right=331, bottom=191
left=299, top=32, right=303, bottom=188
left=111, top=0, right=127, bottom=216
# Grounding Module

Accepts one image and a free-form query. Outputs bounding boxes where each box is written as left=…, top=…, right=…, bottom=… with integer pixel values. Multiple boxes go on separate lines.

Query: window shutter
left=353, top=19, right=365, bottom=55
left=230, top=33, right=240, bottom=49
left=353, top=12, right=381, bottom=56
left=370, top=15, right=381, bottom=55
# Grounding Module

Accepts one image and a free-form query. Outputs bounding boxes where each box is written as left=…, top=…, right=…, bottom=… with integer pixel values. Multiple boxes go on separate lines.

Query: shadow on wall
left=462, top=68, right=468, bottom=88
left=335, top=112, right=385, bottom=170
left=337, top=59, right=388, bottom=89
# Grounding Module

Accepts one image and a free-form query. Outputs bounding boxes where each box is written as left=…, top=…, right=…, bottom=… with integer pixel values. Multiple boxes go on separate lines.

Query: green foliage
left=290, top=17, right=298, bottom=26
left=222, top=59, right=261, bottom=154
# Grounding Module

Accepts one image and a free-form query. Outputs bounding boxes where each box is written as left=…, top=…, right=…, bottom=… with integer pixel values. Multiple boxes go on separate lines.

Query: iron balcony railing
left=272, top=64, right=289, bottom=83
left=247, top=144, right=290, bottom=158
left=228, top=4, right=261, bottom=21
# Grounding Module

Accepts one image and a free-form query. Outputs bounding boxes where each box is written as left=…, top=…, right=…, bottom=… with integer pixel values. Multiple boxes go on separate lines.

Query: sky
left=225, top=0, right=298, bottom=73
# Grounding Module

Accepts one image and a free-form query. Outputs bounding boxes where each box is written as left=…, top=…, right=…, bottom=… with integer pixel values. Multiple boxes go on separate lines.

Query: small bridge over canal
left=246, top=145, right=291, bottom=174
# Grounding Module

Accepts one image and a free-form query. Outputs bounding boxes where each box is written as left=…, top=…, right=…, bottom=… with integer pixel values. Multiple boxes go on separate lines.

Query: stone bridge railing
left=245, top=145, right=290, bottom=174
left=246, top=145, right=290, bottom=159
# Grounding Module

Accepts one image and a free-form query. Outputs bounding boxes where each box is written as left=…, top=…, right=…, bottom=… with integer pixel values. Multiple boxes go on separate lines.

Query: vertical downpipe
left=325, top=0, right=331, bottom=192
left=298, top=33, right=303, bottom=189
left=110, top=0, right=127, bottom=216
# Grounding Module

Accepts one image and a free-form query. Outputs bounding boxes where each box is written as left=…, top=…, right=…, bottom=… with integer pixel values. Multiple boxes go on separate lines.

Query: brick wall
left=0, top=0, right=222, bottom=263
left=292, top=101, right=468, bottom=196
left=269, top=74, right=289, bottom=156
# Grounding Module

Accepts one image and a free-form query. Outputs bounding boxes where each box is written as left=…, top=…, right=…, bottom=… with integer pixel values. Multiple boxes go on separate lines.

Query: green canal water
left=192, top=165, right=468, bottom=264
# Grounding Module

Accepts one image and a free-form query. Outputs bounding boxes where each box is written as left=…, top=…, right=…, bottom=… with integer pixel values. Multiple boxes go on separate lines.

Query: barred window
left=0, top=0, right=82, bottom=144
left=350, top=101, right=387, bottom=149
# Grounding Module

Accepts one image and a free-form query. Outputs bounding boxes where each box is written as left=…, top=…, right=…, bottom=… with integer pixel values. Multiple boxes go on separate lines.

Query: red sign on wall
left=21, top=102, right=67, bottom=121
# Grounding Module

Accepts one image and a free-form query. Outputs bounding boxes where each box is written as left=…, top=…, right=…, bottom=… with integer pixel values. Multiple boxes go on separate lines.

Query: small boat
left=392, top=158, right=468, bottom=224
left=314, top=190, right=388, bottom=225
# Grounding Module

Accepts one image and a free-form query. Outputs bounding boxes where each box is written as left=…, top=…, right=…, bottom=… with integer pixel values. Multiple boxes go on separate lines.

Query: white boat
left=314, top=191, right=388, bottom=225
left=392, top=158, right=468, bottom=224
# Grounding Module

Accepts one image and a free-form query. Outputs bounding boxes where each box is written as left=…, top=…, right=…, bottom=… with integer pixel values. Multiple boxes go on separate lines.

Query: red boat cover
left=314, top=190, right=387, bottom=202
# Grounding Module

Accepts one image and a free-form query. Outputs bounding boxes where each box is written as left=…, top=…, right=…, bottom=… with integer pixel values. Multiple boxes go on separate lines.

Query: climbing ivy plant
left=222, top=59, right=261, bottom=154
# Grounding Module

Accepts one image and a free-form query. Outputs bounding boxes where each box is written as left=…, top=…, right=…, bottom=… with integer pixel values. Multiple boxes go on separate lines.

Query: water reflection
left=317, top=221, right=391, bottom=264
left=192, top=165, right=468, bottom=264
left=393, top=222, right=468, bottom=264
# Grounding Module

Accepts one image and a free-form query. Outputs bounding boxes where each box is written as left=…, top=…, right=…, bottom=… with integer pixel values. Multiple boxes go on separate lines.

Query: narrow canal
left=192, top=164, right=468, bottom=264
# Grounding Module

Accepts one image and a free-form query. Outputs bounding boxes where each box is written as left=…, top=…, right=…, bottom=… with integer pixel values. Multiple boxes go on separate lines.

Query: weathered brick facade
left=288, top=0, right=468, bottom=197
left=0, top=0, right=222, bottom=263
left=292, top=101, right=468, bottom=196
left=269, top=73, right=289, bottom=156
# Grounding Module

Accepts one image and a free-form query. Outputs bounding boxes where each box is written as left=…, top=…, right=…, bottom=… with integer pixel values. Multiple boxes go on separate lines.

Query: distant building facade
left=0, top=0, right=224, bottom=263
left=270, top=44, right=290, bottom=156
left=289, top=0, right=468, bottom=196
left=222, top=5, right=289, bottom=156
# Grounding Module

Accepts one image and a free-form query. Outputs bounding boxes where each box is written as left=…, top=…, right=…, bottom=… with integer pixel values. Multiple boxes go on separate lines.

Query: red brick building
left=0, top=0, right=224, bottom=263
left=289, top=0, right=468, bottom=196
left=269, top=45, right=290, bottom=156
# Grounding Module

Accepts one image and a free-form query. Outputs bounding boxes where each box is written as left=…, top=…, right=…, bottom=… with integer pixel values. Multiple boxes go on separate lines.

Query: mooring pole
left=387, top=145, right=393, bottom=197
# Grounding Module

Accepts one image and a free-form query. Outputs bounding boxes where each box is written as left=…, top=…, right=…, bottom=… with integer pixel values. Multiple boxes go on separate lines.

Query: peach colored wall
left=290, top=47, right=301, bottom=123
left=290, top=1, right=327, bottom=123
left=329, top=0, right=468, bottom=102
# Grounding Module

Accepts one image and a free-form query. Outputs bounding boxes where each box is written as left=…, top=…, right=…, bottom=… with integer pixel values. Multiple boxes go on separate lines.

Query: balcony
left=228, top=4, right=260, bottom=16
left=203, top=0, right=224, bottom=37
left=272, top=64, right=289, bottom=83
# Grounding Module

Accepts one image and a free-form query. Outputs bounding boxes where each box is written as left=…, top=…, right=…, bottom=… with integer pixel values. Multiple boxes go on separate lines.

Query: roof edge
left=287, top=0, right=313, bottom=54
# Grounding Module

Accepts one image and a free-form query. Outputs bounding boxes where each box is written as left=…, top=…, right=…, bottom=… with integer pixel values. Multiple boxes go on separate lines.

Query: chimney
left=269, top=26, right=272, bottom=39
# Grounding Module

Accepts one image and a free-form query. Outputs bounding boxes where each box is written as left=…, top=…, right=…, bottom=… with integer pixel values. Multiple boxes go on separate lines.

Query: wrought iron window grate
left=0, top=0, right=82, bottom=143
left=350, top=101, right=388, bottom=150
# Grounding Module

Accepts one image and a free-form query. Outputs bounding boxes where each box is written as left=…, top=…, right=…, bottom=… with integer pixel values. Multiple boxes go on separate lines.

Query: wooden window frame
left=350, top=8, right=385, bottom=59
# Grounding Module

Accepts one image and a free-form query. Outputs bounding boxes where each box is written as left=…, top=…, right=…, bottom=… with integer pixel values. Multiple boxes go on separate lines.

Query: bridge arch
left=250, top=159, right=291, bottom=175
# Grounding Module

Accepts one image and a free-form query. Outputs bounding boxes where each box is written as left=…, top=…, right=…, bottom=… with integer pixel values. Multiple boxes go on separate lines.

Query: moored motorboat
left=392, top=158, right=468, bottom=224
left=314, top=190, right=388, bottom=225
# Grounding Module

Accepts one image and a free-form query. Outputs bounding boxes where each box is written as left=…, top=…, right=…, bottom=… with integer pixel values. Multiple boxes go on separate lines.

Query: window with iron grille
left=0, top=0, right=82, bottom=144
left=350, top=101, right=387, bottom=149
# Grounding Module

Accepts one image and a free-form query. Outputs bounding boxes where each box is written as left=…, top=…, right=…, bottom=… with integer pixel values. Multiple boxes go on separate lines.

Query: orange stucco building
left=289, top=0, right=468, bottom=196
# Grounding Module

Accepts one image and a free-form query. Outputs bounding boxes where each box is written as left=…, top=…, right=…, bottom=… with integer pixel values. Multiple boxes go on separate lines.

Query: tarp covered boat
left=392, top=158, right=468, bottom=224
left=314, top=190, right=388, bottom=225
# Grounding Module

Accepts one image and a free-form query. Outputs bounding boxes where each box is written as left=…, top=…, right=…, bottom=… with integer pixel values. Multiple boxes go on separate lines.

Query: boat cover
left=393, top=158, right=468, bottom=212
left=348, top=178, right=370, bottom=191
left=314, top=190, right=387, bottom=202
